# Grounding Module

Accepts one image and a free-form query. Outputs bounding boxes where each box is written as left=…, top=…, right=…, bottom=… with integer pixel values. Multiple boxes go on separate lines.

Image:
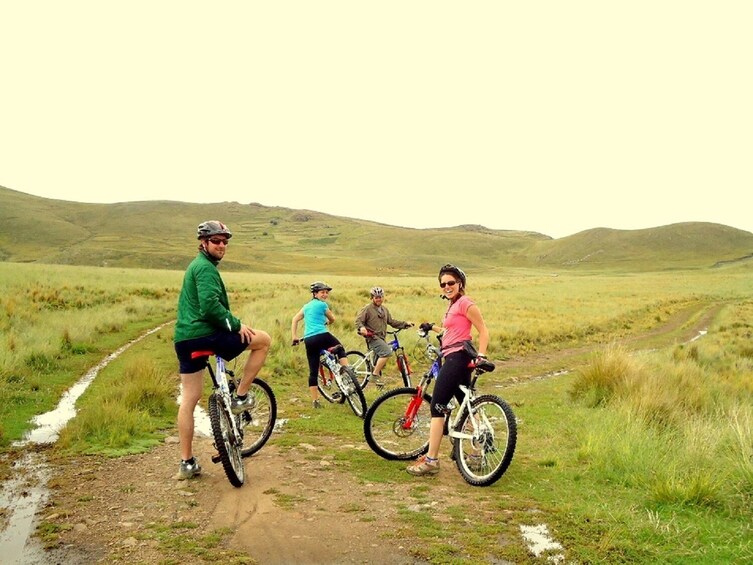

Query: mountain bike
left=363, top=329, right=442, bottom=460
left=363, top=336, right=517, bottom=487
left=294, top=340, right=367, bottom=418
left=346, top=328, right=414, bottom=390
left=190, top=350, right=277, bottom=487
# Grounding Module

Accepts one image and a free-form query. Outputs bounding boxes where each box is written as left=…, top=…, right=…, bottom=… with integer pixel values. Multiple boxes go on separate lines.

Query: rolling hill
left=1, top=186, right=752, bottom=274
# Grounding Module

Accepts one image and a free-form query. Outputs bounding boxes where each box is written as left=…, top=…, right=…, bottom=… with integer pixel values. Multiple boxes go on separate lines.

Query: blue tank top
left=302, top=299, right=329, bottom=338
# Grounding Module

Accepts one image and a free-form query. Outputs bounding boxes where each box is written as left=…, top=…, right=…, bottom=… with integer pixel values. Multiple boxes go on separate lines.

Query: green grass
left=2, top=263, right=753, bottom=562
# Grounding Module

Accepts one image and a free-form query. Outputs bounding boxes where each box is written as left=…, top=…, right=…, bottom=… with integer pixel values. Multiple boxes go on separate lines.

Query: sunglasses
left=439, top=280, right=457, bottom=288
left=208, top=238, right=229, bottom=246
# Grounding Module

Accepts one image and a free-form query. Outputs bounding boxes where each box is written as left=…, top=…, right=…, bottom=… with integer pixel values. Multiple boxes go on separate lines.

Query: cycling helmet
left=197, top=220, right=232, bottom=240
left=310, top=281, right=333, bottom=293
left=438, top=263, right=466, bottom=288
left=370, top=286, right=384, bottom=298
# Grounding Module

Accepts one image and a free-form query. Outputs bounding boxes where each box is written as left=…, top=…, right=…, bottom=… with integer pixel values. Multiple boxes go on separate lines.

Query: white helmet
left=370, top=286, right=384, bottom=298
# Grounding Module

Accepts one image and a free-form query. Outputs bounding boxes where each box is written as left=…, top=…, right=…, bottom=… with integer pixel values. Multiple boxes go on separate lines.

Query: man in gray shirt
left=355, top=286, right=413, bottom=385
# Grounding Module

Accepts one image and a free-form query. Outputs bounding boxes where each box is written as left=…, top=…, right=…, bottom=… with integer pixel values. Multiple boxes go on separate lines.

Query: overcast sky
left=1, top=2, right=751, bottom=239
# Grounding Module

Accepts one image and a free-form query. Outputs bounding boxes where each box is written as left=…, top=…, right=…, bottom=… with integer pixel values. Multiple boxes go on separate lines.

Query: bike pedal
left=211, top=453, right=222, bottom=464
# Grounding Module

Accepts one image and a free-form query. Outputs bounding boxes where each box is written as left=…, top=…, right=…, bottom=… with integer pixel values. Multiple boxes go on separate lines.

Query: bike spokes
left=341, top=366, right=367, bottom=418
left=239, top=378, right=277, bottom=458
left=208, top=393, right=244, bottom=487
left=364, top=388, right=431, bottom=460
left=454, top=395, right=517, bottom=487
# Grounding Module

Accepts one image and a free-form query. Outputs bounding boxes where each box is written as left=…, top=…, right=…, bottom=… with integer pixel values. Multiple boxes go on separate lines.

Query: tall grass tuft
left=58, top=357, right=174, bottom=455
left=649, top=469, right=722, bottom=507
left=120, top=360, right=175, bottom=417
left=569, top=344, right=638, bottom=407
left=60, top=401, right=151, bottom=454
left=729, top=407, right=753, bottom=504
left=571, top=307, right=753, bottom=515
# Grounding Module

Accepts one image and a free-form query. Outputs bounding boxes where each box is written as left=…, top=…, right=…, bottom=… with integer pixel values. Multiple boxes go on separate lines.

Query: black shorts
left=175, top=332, right=249, bottom=373
left=430, top=350, right=472, bottom=417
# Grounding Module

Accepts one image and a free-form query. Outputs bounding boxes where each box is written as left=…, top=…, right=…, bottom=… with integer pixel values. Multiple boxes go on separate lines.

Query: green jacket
left=174, top=251, right=241, bottom=342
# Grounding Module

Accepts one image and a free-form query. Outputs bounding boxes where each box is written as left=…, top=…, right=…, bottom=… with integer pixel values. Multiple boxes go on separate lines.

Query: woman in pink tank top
left=407, top=264, right=490, bottom=477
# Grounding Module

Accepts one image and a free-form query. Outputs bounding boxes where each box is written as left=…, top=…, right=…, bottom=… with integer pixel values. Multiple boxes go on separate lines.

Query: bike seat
left=190, top=350, right=215, bottom=359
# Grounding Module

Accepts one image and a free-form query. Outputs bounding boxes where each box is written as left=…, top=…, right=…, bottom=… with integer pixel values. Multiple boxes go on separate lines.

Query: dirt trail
left=3, top=301, right=723, bottom=564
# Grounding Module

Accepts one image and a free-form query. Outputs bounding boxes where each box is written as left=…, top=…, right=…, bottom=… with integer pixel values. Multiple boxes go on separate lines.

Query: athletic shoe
left=231, top=394, right=256, bottom=414
left=406, top=456, right=440, bottom=476
left=175, top=458, right=202, bottom=480
left=313, top=399, right=322, bottom=409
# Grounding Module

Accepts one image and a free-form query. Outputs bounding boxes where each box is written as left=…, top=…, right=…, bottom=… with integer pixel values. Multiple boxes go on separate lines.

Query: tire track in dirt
left=500, top=300, right=723, bottom=381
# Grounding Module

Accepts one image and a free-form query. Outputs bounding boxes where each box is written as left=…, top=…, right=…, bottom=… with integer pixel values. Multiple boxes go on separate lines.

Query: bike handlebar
left=359, top=325, right=412, bottom=339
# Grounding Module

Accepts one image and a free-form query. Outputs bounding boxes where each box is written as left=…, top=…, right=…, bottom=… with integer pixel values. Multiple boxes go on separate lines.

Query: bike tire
left=317, top=364, right=343, bottom=403
left=240, top=378, right=277, bottom=458
left=340, top=366, right=367, bottom=418
left=345, top=350, right=373, bottom=390
left=208, top=393, right=245, bottom=487
left=452, top=394, right=517, bottom=487
left=363, top=387, right=432, bottom=460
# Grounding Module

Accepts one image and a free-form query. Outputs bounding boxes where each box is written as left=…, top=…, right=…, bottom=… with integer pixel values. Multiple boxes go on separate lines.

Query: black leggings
left=304, top=332, right=345, bottom=386
left=430, top=350, right=472, bottom=417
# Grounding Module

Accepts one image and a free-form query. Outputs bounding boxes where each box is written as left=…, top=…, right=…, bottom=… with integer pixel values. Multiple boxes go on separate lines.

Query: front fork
left=216, top=364, right=243, bottom=446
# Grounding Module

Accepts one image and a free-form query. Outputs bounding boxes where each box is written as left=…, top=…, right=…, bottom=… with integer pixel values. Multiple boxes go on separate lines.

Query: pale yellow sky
left=1, top=1, right=751, bottom=238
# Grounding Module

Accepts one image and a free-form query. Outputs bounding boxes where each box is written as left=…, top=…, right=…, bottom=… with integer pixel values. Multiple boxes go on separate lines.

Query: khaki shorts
left=367, top=337, right=393, bottom=358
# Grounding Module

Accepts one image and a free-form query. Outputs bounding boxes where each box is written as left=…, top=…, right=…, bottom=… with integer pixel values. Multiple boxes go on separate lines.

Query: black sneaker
left=175, top=458, right=202, bottom=480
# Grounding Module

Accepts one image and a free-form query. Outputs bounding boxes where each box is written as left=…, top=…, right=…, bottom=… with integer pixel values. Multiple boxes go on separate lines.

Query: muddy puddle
left=0, top=324, right=168, bottom=563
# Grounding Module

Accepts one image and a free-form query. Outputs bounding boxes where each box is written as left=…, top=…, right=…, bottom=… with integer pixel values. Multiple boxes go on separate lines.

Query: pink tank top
left=441, top=295, right=474, bottom=356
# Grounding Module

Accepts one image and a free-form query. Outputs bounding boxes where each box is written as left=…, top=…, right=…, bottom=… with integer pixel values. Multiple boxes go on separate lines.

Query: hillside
left=1, top=186, right=752, bottom=273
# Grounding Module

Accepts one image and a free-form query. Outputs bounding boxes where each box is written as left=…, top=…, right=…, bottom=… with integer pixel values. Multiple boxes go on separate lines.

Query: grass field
left=2, top=261, right=752, bottom=562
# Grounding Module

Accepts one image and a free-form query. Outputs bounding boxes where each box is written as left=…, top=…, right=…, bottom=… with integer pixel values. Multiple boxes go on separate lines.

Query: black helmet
left=197, top=220, right=232, bottom=240
left=310, top=281, right=332, bottom=293
left=438, top=264, right=466, bottom=288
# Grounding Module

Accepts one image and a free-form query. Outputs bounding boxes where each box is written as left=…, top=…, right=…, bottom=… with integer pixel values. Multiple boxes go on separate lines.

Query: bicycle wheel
left=395, top=353, right=412, bottom=387
left=239, top=378, right=277, bottom=458
left=340, top=366, right=367, bottom=418
left=452, top=394, right=517, bottom=487
left=208, top=392, right=245, bottom=487
left=345, top=350, right=373, bottom=390
left=363, top=387, right=432, bottom=460
left=317, top=364, right=343, bottom=403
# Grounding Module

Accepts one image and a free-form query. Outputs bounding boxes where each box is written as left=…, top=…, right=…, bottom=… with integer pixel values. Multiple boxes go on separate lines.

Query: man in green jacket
left=173, top=220, right=271, bottom=480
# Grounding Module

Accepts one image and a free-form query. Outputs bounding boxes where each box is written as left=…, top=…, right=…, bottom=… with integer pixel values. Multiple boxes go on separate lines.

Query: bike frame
left=199, top=353, right=243, bottom=444
left=446, top=383, right=479, bottom=441
left=354, top=328, right=413, bottom=388
left=397, top=341, right=442, bottom=428
left=319, top=348, right=346, bottom=389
